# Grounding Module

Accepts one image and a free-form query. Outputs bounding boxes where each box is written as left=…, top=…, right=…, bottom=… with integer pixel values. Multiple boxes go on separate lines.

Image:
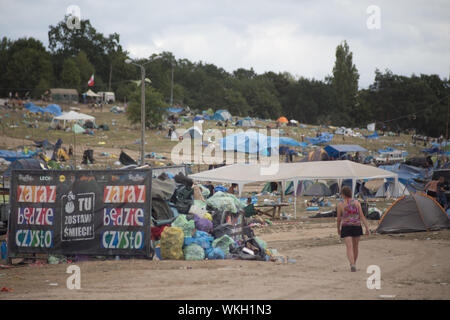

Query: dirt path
left=1, top=226, right=449, bottom=300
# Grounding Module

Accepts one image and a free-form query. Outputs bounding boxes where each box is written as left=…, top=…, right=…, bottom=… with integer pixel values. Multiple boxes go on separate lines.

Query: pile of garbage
left=151, top=172, right=281, bottom=262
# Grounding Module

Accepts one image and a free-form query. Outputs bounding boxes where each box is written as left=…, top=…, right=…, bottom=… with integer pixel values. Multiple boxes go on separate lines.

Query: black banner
left=7, top=169, right=152, bottom=258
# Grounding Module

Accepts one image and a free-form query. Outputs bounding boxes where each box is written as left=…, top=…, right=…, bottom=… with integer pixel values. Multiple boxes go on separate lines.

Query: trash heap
left=151, top=172, right=280, bottom=262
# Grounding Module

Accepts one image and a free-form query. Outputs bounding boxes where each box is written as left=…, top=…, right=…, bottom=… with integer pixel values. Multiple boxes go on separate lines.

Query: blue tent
left=324, top=145, right=367, bottom=158
left=366, top=131, right=379, bottom=139
left=220, top=131, right=278, bottom=154
left=44, top=104, right=62, bottom=116
left=193, top=115, right=204, bottom=122
left=212, top=109, right=232, bottom=121
left=25, top=102, right=45, bottom=114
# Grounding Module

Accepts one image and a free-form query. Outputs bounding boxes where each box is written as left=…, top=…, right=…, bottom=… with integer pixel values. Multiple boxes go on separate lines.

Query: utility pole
left=170, top=64, right=174, bottom=106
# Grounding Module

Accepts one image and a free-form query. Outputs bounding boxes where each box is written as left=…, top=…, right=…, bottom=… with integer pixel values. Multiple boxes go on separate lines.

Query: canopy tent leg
left=351, top=178, right=356, bottom=198
left=238, top=183, right=245, bottom=198
left=293, top=179, right=298, bottom=219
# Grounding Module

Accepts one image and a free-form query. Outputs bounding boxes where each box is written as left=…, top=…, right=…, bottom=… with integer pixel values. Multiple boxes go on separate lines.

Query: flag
left=88, top=74, right=94, bottom=86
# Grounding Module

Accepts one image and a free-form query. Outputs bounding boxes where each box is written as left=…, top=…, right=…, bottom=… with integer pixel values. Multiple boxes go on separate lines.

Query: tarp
left=212, top=110, right=232, bottom=121
left=306, top=133, right=334, bottom=145
left=25, top=103, right=62, bottom=116
left=279, top=137, right=307, bottom=147
left=167, top=107, right=184, bottom=114
left=0, top=150, right=34, bottom=162
left=324, top=145, right=368, bottom=158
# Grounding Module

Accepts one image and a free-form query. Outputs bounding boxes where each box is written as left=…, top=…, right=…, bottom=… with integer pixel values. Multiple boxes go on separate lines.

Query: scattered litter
left=0, top=287, right=13, bottom=292
left=49, top=283, right=58, bottom=286
left=379, top=295, right=396, bottom=299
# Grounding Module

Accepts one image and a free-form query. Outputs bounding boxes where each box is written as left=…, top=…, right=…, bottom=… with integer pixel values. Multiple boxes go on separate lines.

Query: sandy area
left=1, top=221, right=449, bottom=300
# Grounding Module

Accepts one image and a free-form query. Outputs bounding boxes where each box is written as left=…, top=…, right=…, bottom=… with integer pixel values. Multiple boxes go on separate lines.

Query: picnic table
left=254, top=202, right=290, bottom=219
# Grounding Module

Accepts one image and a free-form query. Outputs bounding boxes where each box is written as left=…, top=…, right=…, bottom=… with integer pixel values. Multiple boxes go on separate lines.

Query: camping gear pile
left=152, top=172, right=279, bottom=262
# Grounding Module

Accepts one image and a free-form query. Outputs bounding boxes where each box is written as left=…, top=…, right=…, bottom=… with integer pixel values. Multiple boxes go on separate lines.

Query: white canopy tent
left=189, top=160, right=399, bottom=218
left=84, top=89, right=100, bottom=97
left=53, top=111, right=96, bottom=127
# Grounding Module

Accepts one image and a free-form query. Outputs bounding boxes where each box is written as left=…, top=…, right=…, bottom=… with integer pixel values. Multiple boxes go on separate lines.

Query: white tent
left=189, top=160, right=398, bottom=218
left=53, top=111, right=96, bottom=127
left=375, top=181, right=410, bottom=198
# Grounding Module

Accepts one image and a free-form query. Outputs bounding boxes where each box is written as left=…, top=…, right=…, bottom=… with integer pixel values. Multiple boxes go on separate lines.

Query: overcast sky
left=1, top=0, right=449, bottom=87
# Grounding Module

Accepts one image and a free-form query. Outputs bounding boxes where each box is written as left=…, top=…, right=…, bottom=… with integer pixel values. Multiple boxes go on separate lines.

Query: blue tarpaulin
left=0, top=150, right=35, bottom=162
left=279, top=137, right=308, bottom=147
left=324, top=145, right=367, bottom=158
left=167, top=107, right=183, bottom=113
left=306, top=133, right=334, bottom=145
left=25, top=103, right=62, bottom=116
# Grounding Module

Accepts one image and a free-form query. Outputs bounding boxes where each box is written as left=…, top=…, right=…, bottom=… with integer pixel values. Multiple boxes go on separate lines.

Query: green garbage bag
left=171, top=215, right=196, bottom=237
left=183, top=243, right=205, bottom=261
left=212, top=235, right=235, bottom=255
left=254, top=236, right=267, bottom=251
left=160, top=227, right=184, bottom=260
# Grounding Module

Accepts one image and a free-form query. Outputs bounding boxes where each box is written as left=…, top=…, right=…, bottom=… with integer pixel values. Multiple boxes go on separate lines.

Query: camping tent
left=375, top=181, right=410, bottom=198
left=236, top=118, right=256, bottom=127
left=301, top=148, right=330, bottom=161
left=212, top=110, right=232, bottom=121
left=306, top=133, right=334, bottom=145
left=182, top=126, right=203, bottom=139
left=303, top=182, right=332, bottom=196
left=53, top=111, right=96, bottom=127
left=277, top=117, right=289, bottom=123
left=377, top=193, right=450, bottom=234
left=220, top=131, right=278, bottom=154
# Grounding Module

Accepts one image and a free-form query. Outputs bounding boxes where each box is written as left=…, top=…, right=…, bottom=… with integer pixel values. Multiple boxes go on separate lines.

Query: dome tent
left=212, top=110, right=232, bottom=121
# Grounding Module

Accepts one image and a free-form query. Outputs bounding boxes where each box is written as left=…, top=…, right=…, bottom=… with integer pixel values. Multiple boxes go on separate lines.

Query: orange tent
left=277, top=116, right=288, bottom=123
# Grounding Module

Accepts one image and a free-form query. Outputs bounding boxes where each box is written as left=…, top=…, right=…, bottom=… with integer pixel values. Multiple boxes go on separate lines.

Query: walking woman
left=337, top=186, right=370, bottom=272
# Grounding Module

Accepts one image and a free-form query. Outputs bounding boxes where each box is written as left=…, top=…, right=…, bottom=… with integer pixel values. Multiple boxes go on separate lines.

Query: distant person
left=228, top=183, right=238, bottom=194
left=336, top=186, right=370, bottom=272
left=425, top=177, right=441, bottom=198
left=436, top=177, right=447, bottom=209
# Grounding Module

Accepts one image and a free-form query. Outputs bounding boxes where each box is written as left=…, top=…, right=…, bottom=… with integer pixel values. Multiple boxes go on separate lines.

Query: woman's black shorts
left=427, top=190, right=437, bottom=198
left=341, top=225, right=363, bottom=238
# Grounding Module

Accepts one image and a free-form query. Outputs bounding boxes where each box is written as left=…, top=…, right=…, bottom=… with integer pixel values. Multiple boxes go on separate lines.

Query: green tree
left=331, top=40, right=359, bottom=126
left=127, top=86, right=167, bottom=127
left=61, top=58, right=80, bottom=88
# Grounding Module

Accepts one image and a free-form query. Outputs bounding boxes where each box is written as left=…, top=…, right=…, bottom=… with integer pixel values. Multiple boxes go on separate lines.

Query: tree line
left=0, top=16, right=448, bottom=137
